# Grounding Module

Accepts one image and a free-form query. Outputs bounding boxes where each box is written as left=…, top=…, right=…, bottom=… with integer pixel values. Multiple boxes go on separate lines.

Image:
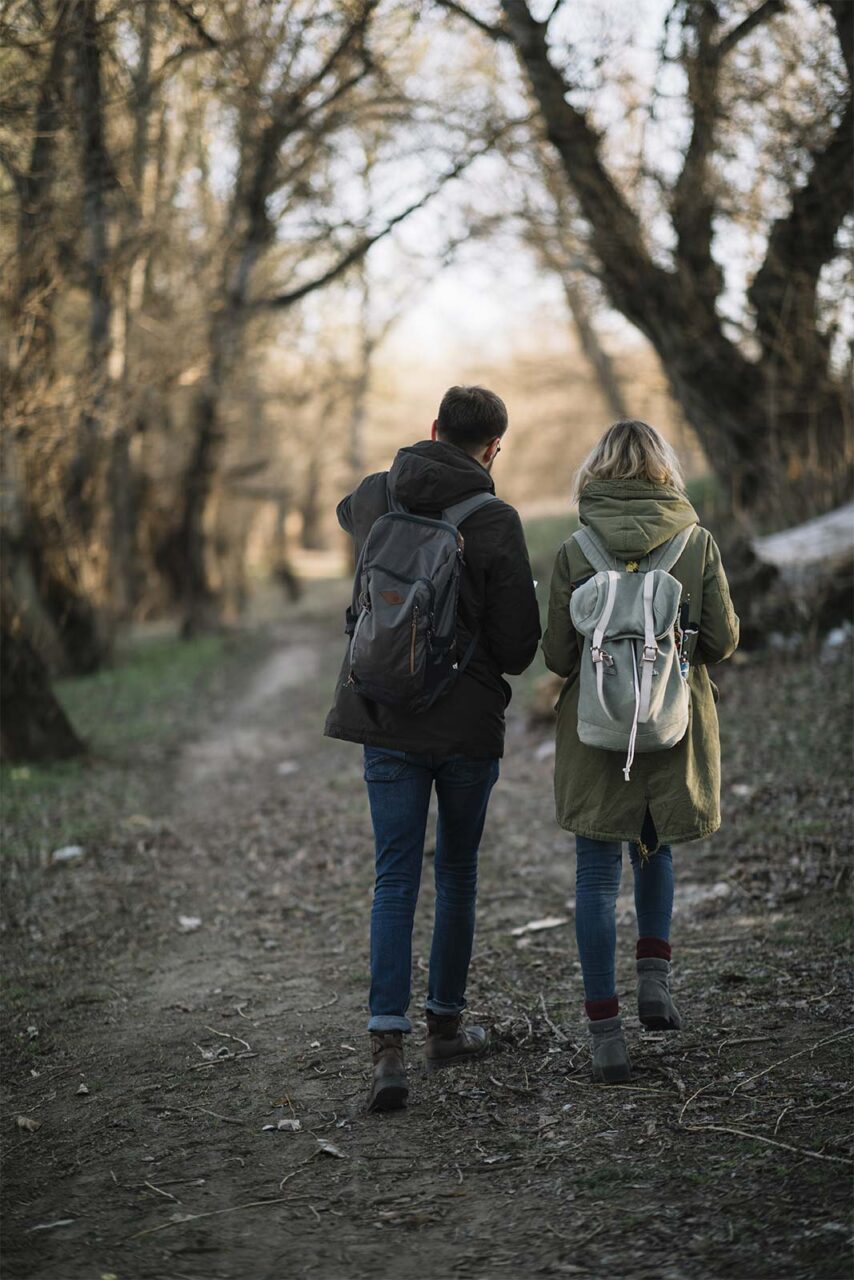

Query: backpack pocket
left=349, top=568, right=436, bottom=705
left=571, top=568, right=689, bottom=778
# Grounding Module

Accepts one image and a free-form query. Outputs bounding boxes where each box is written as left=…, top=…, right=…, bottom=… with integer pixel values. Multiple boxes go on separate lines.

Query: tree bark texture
left=499, top=0, right=853, bottom=522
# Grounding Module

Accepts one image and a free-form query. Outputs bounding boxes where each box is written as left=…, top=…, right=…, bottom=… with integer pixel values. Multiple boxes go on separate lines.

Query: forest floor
left=2, top=577, right=852, bottom=1280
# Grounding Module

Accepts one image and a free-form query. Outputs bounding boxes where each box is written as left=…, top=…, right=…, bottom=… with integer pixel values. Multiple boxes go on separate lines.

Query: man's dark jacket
left=323, top=440, right=541, bottom=759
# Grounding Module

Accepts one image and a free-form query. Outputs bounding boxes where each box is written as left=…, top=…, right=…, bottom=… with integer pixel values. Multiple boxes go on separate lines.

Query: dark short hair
left=436, top=385, right=508, bottom=450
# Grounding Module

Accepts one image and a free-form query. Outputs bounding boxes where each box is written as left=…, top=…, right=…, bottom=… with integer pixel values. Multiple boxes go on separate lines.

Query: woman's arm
left=542, top=543, right=581, bottom=681
left=696, top=532, right=740, bottom=664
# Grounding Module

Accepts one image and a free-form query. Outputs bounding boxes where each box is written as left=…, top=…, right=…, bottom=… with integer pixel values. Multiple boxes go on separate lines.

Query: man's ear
left=430, top=420, right=438, bottom=441
left=483, top=436, right=500, bottom=464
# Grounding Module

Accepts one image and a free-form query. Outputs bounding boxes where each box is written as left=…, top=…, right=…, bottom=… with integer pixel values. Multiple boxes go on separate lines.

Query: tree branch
left=717, top=0, right=785, bottom=56
left=748, top=89, right=854, bottom=371
left=821, top=0, right=852, bottom=81
left=671, top=1, right=723, bottom=302
left=497, top=0, right=669, bottom=335
left=167, top=0, right=219, bottom=49
left=255, top=140, right=500, bottom=311
left=434, top=0, right=510, bottom=42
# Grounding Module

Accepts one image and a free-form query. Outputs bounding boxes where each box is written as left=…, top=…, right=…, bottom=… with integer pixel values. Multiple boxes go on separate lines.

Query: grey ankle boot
left=637, top=958, right=682, bottom=1030
left=588, top=1015, right=632, bottom=1083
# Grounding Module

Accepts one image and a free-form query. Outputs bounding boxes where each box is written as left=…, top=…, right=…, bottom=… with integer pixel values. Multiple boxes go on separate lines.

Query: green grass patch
left=0, top=631, right=251, bottom=875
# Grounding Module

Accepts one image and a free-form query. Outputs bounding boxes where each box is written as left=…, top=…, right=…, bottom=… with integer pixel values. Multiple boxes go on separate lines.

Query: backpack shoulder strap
left=572, top=526, right=616, bottom=573
left=442, top=491, right=500, bottom=526
left=648, top=525, right=694, bottom=573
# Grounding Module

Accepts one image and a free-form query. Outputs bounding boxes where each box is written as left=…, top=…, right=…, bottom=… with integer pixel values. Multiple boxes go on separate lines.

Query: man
left=324, top=385, right=541, bottom=1111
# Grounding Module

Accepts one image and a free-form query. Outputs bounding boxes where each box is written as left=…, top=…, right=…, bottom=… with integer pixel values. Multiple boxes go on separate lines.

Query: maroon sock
left=585, top=995, right=619, bottom=1021
left=637, top=936, right=672, bottom=961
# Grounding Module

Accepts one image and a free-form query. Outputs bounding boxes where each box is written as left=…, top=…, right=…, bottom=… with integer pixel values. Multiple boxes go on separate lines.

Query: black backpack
left=344, top=480, right=498, bottom=713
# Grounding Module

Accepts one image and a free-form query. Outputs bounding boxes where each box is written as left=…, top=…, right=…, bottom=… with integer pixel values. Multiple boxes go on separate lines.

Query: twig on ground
left=280, top=1152, right=321, bottom=1191
left=124, top=1178, right=205, bottom=1190
left=123, top=1196, right=291, bottom=1242
left=715, top=1035, right=772, bottom=1057
left=681, top=1122, right=854, bottom=1166
left=731, top=1028, right=854, bottom=1095
left=187, top=1052, right=258, bottom=1071
left=167, top=1105, right=244, bottom=1125
left=538, top=994, right=568, bottom=1042
left=678, top=1081, right=716, bottom=1125
left=297, top=993, right=339, bottom=1013
left=143, top=1180, right=178, bottom=1202
left=773, top=1083, right=854, bottom=1135
left=204, top=1025, right=252, bottom=1053
left=489, top=1075, right=536, bottom=1096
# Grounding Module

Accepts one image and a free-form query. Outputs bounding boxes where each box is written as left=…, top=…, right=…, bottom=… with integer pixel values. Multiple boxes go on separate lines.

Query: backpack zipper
left=346, top=602, right=370, bottom=686
left=409, top=605, right=419, bottom=675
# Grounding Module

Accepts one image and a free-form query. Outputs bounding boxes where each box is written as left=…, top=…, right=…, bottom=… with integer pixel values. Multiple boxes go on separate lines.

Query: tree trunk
left=0, top=593, right=84, bottom=763
left=499, top=0, right=853, bottom=524
left=8, top=1, right=110, bottom=674
left=69, top=0, right=114, bottom=535
left=177, top=378, right=225, bottom=636
left=109, top=0, right=156, bottom=620
left=559, top=274, right=627, bottom=421
left=300, top=452, right=326, bottom=551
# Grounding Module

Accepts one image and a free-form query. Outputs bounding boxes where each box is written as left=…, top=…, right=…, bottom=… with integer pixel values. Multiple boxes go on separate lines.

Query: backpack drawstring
left=624, top=645, right=641, bottom=782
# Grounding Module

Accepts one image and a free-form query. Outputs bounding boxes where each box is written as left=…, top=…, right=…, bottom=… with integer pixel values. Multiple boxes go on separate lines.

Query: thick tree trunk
left=0, top=595, right=84, bottom=763
left=69, top=0, right=114, bottom=536
left=499, top=0, right=853, bottom=525
left=8, top=2, right=110, bottom=674
left=175, top=241, right=258, bottom=634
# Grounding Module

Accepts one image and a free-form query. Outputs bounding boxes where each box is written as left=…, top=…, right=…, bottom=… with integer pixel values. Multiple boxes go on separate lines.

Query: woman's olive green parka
left=542, top=479, right=740, bottom=845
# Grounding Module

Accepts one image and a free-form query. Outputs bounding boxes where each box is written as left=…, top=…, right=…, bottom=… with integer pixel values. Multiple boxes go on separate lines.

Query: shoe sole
left=639, top=1002, right=681, bottom=1031
left=367, top=1081, right=409, bottom=1112
left=426, top=1047, right=489, bottom=1074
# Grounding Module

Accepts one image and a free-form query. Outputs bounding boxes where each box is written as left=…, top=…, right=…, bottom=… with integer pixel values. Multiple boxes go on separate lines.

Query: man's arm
left=481, top=507, right=541, bottom=675
left=336, top=493, right=355, bottom=536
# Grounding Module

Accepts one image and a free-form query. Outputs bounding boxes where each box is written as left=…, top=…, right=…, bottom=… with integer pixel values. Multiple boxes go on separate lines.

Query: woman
left=543, top=420, right=739, bottom=1082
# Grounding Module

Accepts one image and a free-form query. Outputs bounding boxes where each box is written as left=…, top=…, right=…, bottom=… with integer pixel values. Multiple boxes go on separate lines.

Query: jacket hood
left=388, top=440, right=494, bottom=512
left=579, top=479, right=698, bottom=559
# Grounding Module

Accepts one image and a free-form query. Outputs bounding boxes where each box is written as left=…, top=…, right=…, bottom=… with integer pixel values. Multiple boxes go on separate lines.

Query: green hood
left=578, top=479, right=698, bottom=559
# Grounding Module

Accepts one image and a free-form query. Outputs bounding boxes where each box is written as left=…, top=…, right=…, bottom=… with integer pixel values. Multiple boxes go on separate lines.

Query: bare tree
left=439, top=0, right=853, bottom=521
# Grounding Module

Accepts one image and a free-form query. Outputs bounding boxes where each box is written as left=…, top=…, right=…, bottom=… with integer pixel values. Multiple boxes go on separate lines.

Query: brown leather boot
left=367, top=1032, right=408, bottom=1112
left=424, top=1012, right=488, bottom=1073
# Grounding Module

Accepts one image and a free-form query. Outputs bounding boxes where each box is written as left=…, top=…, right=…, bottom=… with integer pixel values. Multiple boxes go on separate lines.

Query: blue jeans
left=364, top=747, right=499, bottom=1033
left=575, top=836, right=674, bottom=1002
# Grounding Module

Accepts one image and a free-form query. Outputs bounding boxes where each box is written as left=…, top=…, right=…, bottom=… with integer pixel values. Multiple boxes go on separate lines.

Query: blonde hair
left=572, top=419, right=686, bottom=504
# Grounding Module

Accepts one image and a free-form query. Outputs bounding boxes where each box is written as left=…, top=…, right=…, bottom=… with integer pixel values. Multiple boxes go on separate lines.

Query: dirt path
left=3, top=597, right=852, bottom=1280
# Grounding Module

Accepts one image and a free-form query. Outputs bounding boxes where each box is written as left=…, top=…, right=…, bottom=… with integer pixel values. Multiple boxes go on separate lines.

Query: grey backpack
left=345, top=480, right=498, bottom=713
left=569, top=525, right=694, bottom=781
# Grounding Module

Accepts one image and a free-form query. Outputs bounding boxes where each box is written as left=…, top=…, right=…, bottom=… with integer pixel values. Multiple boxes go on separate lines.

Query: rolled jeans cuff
left=367, top=1014, right=411, bottom=1034
left=425, top=997, right=466, bottom=1017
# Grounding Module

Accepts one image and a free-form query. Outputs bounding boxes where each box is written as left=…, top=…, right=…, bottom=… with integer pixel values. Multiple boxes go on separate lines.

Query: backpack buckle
left=591, top=646, right=614, bottom=668
left=642, top=644, right=658, bottom=663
